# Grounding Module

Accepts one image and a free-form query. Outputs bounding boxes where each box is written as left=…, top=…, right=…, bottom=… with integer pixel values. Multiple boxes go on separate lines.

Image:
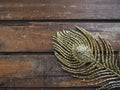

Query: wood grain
left=0, top=0, right=120, bottom=89
left=0, top=22, right=119, bottom=52
left=0, top=88, right=118, bottom=90
left=0, top=55, right=95, bottom=87
left=0, top=55, right=48, bottom=87
left=0, top=55, right=64, bottom=78
left=0, top=77, right=44, bottom=88
left=0, top=87, right=97, bottom=90
left=0, top=0, right=120, bottom=20
left=0, top=54, right=118, bottom=87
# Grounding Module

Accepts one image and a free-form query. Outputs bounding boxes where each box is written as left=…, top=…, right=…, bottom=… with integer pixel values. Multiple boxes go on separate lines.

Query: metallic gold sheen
left=52, top=26, right=120, bottom=90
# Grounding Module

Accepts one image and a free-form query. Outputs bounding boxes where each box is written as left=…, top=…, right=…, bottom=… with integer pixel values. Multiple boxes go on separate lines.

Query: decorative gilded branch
left=52, top=26, right=120, bottom=90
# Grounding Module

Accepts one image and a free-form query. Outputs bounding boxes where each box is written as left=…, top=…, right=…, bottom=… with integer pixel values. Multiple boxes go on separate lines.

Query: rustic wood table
left=0, top=0, right=120, bottom=90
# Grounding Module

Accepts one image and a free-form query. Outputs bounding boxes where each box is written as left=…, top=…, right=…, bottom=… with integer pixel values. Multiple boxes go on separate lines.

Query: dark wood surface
left=0, top=0, right=120, bottom=90
left=0, top=0, right=120, bottom=20
left=0, top=22, right=119, bottom=52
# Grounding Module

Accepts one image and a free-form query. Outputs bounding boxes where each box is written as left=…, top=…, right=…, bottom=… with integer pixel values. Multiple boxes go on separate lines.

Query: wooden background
left=0, top=0, right=120, bottom=90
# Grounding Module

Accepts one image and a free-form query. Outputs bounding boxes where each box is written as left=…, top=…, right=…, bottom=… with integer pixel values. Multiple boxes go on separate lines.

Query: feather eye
left=52, top=26, right=120, bottom=90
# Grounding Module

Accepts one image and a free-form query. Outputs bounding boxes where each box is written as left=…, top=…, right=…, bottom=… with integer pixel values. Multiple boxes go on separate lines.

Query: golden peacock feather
left=52, top=26, right=120, bottom=90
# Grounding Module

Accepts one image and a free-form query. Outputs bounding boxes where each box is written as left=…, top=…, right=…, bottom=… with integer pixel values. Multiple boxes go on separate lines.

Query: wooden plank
left=0, top=55, right=47, bottom=78
left=0, top=55, right=98, bottom=87
left=0, top=22, right=119, bottom=52
left=0, top=55, right=46, bottom=87
left=41, top=88, right=96, bottom=90
left=0, top=0, right=120, bottom=20
left=0, top=87, right=96, bottom=90
left=0, top=77, right=44, bottom=87
left=0, top=88, right=119, bottom=90
left=0, top=55, right=64, bottom=78
left=44, top=76, right=102, bottom=87
left=0, top=55, right=119, bottom=87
